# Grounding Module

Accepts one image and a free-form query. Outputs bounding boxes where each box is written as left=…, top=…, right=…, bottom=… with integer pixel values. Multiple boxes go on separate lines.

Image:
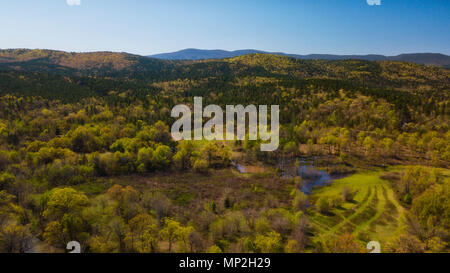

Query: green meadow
left=308, top=171, right=408, bottom=248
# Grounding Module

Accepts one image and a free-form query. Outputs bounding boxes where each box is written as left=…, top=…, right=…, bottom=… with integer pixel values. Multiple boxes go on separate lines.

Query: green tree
left=125, top=213, right=159, bottom=253
left=253, top=231, right=283, bottom=253
left=0, top=223, right=33, bottom=253
left=152, top=145, right=172, bottom=169
left=159, top=218, right=184, bottom=252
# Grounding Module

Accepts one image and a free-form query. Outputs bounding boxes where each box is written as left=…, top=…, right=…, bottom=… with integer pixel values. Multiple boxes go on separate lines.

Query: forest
left=0, top=49, right=448, bottom=253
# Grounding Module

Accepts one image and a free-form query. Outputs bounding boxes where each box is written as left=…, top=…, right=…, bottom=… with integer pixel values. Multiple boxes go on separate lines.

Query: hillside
left=0, top=49, right=140, bottom=69
left=0, top=49, right=175, bottom=78
left=1, top=50, right=448, bottom=93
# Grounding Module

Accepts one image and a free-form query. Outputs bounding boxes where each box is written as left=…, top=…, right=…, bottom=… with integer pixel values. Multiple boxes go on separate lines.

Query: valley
left=0, top=49, right=448, bottom=253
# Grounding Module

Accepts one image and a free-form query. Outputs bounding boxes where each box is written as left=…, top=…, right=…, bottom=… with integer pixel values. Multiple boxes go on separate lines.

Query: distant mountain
left=1, top=48, right=449, bottom=103
left=149, top=49, right=450, bottom=66
left=149, top=48, right=266, bottom=60
left=389, top=53, right=450, bottom=67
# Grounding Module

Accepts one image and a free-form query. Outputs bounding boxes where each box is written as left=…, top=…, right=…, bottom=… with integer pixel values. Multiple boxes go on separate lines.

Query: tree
left=292, top=216, right=309, bottom=251
left=0, top=172, right=15, bottom=191
left=106, top=185, right=141, bottom=221
left=0, top=191, right=15, bottom=227
left=173, top=141, right=194, bottom=170
left=142, top=191, right=172, bottom=220
left=110, top=138, right=136, bottom=153
left=283, top=141, right=298, bottom=156
left=41, top=188, right=88, bottom=220
left=159, top=218, right=184, bottom=252
left=125, top=213, right=159, bottom=253
left=187, top=230, right=205, bottom=253
left=192, top=158, right=209, bottom=174
left=207, top=244, right=222, bottom=253
left=105, top=216, right=128, bottom=252
left=253, top=231, right=283, bottom=253
left=284, top=239, right=301, bottom=253
left=43, top=221, right=67, bottom=248
left=411, top=182, right=449, bottom=237
left=70, top=126, right=101, bottom=153
left=380, top=137, right=394, bottom=157
left=40, top=188, right=89, bottom=248
left=363, top=136, right=376, bottom=156
left=316, top=197, right=331, bottom=214
left=202, top=142, right=218, bottom=166
left=426, top=237, right=447, bottom=253
left=149, top=121, right=171, bottom=144
left=177, top=225, right=194, bottom=253
left=341, top=187, right=356, bottom=202
left=0, top=223, right=33, bottom=253
left=254, top=217, right=271, bottom=234
left=387, top=234, right=425, bottom=253
left=136, top=147, right=153, bottom=172
left=292, top=190, right=308, bottom=212
left=151, top=145, right=172, bottom=169
left=325, top=234, right=363, bottom=253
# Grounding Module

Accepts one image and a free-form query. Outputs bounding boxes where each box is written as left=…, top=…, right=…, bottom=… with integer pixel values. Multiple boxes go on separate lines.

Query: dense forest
left=0, top=49, right=448, bottom=253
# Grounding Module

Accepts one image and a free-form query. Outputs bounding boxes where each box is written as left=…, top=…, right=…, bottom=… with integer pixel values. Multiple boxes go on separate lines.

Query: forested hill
left=0, top=49, right=175, bottom=78
left=1, top=49, right=449, bottom=88
left=0, top=49, right=448, bottom=127
left=0, top=49, right=448, bottom=117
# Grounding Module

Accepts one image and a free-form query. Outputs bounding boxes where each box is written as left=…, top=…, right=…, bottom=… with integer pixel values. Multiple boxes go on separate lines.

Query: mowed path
left=308, top=171, right=406, bottom=245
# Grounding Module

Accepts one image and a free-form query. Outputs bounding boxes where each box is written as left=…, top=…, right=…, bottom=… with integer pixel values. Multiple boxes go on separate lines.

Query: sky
left=1, top=0, right=449, bottom=56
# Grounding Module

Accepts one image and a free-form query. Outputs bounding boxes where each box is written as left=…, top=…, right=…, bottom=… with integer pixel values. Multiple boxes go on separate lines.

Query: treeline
left=382, top=166, right=449, bottom=252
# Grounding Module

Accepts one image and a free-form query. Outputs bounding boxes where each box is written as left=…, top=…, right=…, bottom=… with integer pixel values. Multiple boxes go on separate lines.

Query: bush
left=0, top=172, right=16, bottom=191
left=192, top=158, right=209, bottom=174
left=254, top=231, right=283, bottom=253
left=136, top=147, right=153, bottom=172
left=329, top=195, right=343, bottom=208
left=386, top=234, right=425, bottom=253
left=323, top=233, right=363, bottom=253
left=341, top=187, right=356, bottom=202
left=207, top=244, right=223, bottom=253
left=284, top=239, right=302, bottom=253
left=292, top=190, right=308, bottom=212
left=151, top=145, right=172, bottom=169
left=316, top=197, right=331, bottom=214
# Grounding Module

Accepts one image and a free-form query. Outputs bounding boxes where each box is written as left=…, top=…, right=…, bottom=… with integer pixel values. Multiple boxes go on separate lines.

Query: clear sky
left=1, top=0, right=449, bottom=56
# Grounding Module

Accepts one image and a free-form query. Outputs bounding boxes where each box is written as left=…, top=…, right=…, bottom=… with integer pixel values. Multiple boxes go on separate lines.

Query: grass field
left=308, top=171, right=408, bottom=248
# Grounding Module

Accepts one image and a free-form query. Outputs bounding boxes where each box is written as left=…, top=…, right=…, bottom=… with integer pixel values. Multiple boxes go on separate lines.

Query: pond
left=297, top=158, right=349, bottom=194
left=233, top=157, right=349, bottom=194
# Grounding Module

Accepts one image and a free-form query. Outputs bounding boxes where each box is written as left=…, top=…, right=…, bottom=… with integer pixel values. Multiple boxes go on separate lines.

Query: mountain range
left=149, top=48, right=450, bottom=67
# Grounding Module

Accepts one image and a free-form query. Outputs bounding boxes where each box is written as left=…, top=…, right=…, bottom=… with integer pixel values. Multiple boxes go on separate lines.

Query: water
left=295, top=157, right=348, bottom=195
left=235, top=164, right=246, bottom=173
left=233, top=157, right=348, bottom=194
left=231, top=160, right=246, bottom=173
left=298, top=165, right=332, bottom=194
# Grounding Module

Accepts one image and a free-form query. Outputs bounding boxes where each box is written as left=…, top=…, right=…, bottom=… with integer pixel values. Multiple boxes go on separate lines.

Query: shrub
left=207, top=244, right=223, bottom=253
left=341, top=187, right=356, bottom=202
left=292, top=190, right=308, bottom=212
left=329, top=195, right=343, bottom=208
left=192, top=158, right=209, bottom=174
left=316, top=197, right=331, bottom=214
left=253, top=231, right=283, bottom=253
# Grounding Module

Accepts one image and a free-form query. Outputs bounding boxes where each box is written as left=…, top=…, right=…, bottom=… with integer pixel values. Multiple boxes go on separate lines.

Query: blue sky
left=1, top=0, right=449, bottom=55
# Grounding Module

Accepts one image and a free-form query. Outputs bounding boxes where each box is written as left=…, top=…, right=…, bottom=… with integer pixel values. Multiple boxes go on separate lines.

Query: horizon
left=1, top=0, right=449, bottom=56
left=1, top=47, right=449, bottom=57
